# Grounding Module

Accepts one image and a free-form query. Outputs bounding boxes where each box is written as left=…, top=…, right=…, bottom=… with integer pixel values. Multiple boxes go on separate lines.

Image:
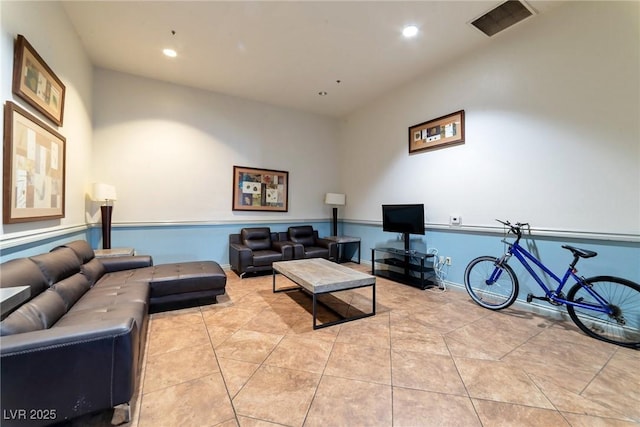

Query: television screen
left=382, top=204, right=425, bottom=235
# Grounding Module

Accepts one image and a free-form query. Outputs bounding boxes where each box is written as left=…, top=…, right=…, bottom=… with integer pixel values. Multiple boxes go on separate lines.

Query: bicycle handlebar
left=495, top=219, right=530, bottom=238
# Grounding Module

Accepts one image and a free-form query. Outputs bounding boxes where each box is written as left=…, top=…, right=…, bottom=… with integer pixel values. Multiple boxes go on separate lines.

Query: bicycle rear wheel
left=464, top=256, right=519, bottom=310
left=567, top=276, right=640, bottom=348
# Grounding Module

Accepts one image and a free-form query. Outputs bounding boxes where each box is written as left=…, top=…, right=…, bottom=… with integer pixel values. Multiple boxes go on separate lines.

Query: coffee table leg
left=313, top=293, right=318, bottom=330
left=272, top=269, right=276, bottom=293
left=372, top=282, right=376, bottom=315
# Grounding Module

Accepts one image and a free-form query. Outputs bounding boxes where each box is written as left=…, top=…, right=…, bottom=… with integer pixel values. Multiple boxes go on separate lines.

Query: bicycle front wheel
left=567, top=276, right=640, bottom=349
left=464, top=256, right=519, bottom=310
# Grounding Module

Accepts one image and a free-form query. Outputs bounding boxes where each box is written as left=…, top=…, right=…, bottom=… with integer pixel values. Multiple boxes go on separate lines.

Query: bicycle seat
left=562, top=245, right=597, bottom=258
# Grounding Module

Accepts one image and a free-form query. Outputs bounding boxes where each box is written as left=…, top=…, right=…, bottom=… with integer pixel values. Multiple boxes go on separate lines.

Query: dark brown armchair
left=283, top=225, right=337, bottom=261
left=229, top=227, right=294, bottom=278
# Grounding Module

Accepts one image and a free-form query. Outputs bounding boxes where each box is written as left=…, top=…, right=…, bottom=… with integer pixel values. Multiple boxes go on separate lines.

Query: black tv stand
left=371, top=247, right=437, bottom=290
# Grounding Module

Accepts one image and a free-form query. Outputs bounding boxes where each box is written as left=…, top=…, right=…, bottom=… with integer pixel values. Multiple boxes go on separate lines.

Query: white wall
left=0, top=1, right=93, bottom=239
left=339, top=1, right=640, bottom=236
left=2, top=0, right=637, bottom=258
left=92, top=69, right=340, bottom=224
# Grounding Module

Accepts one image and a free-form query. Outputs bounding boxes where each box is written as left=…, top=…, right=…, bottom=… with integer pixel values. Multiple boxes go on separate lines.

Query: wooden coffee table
left=272, top=258, right=376, bottom=329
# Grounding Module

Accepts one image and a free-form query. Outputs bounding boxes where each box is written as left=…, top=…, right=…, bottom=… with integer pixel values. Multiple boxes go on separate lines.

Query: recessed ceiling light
left=163, top=48, right=177, bottom=58
left=318, top=91, right=328, bottom=96
left=402, top=25, right=419, bottom=38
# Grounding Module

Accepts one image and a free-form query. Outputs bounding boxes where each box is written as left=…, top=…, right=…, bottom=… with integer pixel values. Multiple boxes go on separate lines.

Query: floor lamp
left=324, top=193, right=346, bottom=236
left=92, top=183, right=117, bottom=249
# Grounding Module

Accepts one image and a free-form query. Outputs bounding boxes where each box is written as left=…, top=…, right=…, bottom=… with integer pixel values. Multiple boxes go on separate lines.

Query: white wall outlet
left=450, top=215, right=461, bottom=226
left=445, top=256, right=452, bottom=265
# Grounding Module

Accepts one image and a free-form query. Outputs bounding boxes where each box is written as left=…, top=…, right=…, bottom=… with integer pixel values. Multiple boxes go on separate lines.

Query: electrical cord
left=428, top=248, right=447, bottom=292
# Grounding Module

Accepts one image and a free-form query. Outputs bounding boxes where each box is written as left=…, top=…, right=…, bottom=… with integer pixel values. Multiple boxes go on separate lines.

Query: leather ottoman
left=148, top=261, right=227, bottom=313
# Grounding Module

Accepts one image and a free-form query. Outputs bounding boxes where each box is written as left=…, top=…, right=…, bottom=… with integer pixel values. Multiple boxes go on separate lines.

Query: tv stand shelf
left=371, top=247, right=437, bottom=290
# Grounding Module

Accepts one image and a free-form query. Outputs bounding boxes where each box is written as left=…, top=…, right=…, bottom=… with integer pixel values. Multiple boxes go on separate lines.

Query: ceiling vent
left=470, top=0, right=536, bottom=37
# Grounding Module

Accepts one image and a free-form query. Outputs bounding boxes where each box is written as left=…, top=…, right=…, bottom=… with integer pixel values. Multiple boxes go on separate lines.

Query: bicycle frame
left=495, top=240, right=614, bottom=315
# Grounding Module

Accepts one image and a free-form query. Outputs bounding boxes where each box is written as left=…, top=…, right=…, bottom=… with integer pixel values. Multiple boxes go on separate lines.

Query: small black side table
left=324, top=236, right=361, bottom=264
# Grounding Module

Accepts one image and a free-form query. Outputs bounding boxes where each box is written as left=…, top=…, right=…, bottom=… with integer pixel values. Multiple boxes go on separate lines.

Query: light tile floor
left=69, top=263, right=640, bottom=427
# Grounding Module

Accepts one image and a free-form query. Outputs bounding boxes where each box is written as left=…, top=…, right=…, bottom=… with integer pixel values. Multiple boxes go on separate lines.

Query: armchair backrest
left=241, top=227, right=273, bottom=251
left=287, top=226, right=317, bottom=247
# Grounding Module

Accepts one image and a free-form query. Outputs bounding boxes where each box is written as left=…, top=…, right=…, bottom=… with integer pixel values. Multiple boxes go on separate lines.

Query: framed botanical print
left=12, top=34, right=66, bottom=126
left=3, top=101, right=66, bottom=223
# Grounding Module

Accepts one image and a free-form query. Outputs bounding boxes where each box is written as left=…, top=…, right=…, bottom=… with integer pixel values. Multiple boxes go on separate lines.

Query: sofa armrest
left=284, top=242, right=304, bottom=259
left=315, top=237, right=334, bottom=249
left=1, top=318, right=140, bottom=426
left=100, top=255, right=153, bottom=272
left=316, top=238, right=338, bottom=259
left=272, top=241, right=294, bottom=260
left=229, top=243, right=253, bottom=273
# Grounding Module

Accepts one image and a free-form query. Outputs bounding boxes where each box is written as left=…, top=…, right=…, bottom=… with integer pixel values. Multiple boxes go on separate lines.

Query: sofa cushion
left=54, top=240, right=96, bottom=264
left=81, top=258, right=107, bottom=286
left=56, top=301, right=147, bottom=333
left=50, top=273, right=91, bottom=311
left=148, top=261, right=226, bottom=313
left=70, top=284, right=149, bottom=311
left=0, top=290, right=66, bottom=336
left=252, top=250, right=284, bottom=267
left=0, top=258, right=48, bottom=301
left=149, top=262, right=226, bottom=297
left=59, top=277, right=149, bottom=334
left=100, top=255, right=153, bottom=272
left=300, top=246, right=329, bottom=259
left=30, top=248, right=81, bottom=287
left=288, top=226, right=316, bottom=247
left=241, top=227, right=272, bottom=251
left=95, top=267, right=155, bottom=288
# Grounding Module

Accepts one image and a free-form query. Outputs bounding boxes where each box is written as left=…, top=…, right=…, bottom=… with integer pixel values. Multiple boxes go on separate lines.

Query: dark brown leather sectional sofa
left=0, top=240, right=226, bottom=426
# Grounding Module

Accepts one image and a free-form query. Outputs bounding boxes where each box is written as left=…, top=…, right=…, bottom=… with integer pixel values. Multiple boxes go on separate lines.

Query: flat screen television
left=382, top=204, right=425, bottom=252
left=382, top=204, right=425, bottom=236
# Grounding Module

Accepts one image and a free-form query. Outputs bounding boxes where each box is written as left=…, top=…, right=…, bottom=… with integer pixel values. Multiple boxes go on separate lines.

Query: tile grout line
left=576, top=347, right=617, bottom=397
left=199, top=306, right=242, bottom=427
left=388, top=310, right=395, bottom=427
left=299, top=321, right=341, bottom=427
left=444, top=336, right=485, bottom=426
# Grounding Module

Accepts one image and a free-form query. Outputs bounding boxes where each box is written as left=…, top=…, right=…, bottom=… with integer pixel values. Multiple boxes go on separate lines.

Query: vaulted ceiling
left=62, top=1, right=563, bottom=117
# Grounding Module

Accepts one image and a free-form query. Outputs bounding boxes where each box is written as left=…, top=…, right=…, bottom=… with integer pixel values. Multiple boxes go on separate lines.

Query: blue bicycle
left=464, top=220, right=640, bottom=348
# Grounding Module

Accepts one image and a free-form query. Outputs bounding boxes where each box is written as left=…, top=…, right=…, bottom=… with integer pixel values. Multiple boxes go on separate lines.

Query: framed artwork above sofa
left=3, top=101, right=66, bottom=223
left=12, top=34, right=66, bottom=126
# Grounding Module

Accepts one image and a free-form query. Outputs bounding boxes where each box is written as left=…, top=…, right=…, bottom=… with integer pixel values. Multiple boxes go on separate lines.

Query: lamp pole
left=92, top=183, right=117, bottom=250
left=101, top=201, right=113, bottom=249
left=324, top=193, right=346, bottom=237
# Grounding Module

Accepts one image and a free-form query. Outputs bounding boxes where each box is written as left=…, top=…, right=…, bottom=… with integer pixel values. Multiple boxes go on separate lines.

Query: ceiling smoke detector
left=470, top=0, right=536, bottom=37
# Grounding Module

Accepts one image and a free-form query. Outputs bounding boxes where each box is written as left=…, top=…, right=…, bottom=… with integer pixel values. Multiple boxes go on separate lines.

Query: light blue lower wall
left=0, top=229, right=91, bottom=261
left=3, top=221, right=638, bottom=301
left=343, top=221, right=640, bottom=300
left=95, top=221, right=334, bottom=266
left=1, top=221, right=333, bottom=266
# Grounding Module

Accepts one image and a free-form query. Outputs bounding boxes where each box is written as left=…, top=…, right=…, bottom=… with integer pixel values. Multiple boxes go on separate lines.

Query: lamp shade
left=92, top=183, right=117, bottom=201
left=324, top=193, right=345, bottom=206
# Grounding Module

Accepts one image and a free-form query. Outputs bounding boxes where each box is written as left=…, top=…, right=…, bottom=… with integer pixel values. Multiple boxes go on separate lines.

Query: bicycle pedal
left=527, top=294, right=547, bottom=303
